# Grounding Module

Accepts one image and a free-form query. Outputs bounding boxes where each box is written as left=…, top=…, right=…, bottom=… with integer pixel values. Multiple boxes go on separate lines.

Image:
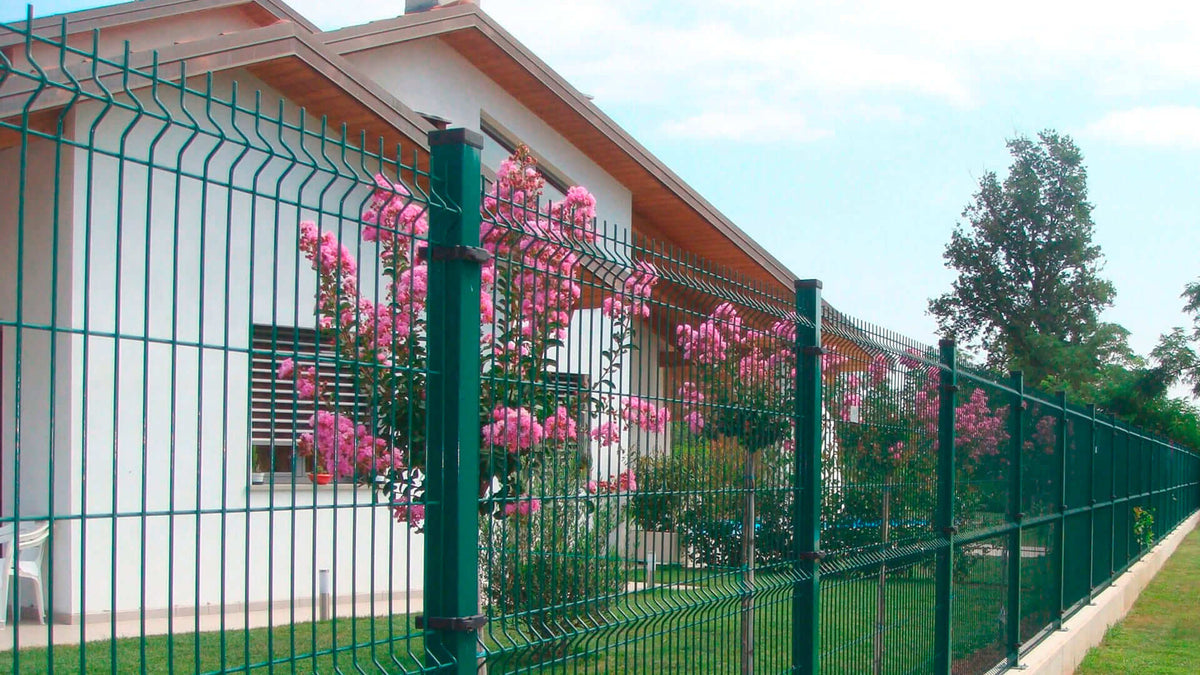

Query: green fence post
left=1055, top=391, right=1068, bottom=628
left=1005, top=371, right=1024, bottom=666
left=423, top=128, right=486, bottom=674
left=794, top=279, right=823, bottom=675
left=1087, top=403, right=1097, bottom=597
left=934, top=338, right=957, bottom=675
left=1109, top=415, right=1117, bottom=582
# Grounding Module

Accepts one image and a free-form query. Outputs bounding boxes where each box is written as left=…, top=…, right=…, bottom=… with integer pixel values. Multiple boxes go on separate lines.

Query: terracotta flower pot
left=308, top=472, right=333, bottom=485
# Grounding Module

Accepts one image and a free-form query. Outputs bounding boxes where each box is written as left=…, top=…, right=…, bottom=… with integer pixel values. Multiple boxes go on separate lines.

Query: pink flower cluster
left=590, top=420, right=623, bottom=447
left=675, top=302, right=749, bottom=365
left=674, top=303, right=796, bottom=445
left=1030, top=415, right=1057, bottom=454
left=542, top=406, right=578, bottom=443
left=602, top=261, right=659, bottom=320
left=868, top=354, right=890, bottom=385
left=362, top=174, right=429, bottom=249
left=297, top=410, right=400, bottom=479
left=299, top=221, right=358, bottom=285
left=770, top=320, right=796, bottom=344
left=278, top=359, right=325, bottom=401
left=549, top=186, right=599, bottom=242
left=890, top=370, right=1009, bottom=459
left=678, top=382, right=705, bottom=404
left=588, top=470, right=638, bottom=494
left=955, top=388, right=1009, bottom=459
left=503, top=496, right=542, bottom=517
left=621, top=397, right=672, bottom=433
left=676, top=321, right=729, bottom=365
left=481, top=406, right=544, bottom=454
left=287, top=146, right=621, bottom=527
left=392, top=503, right=426, bottom=527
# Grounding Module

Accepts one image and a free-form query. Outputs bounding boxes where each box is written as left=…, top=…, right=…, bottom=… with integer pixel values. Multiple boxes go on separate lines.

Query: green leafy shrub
left=481, top=451, right=628, bottom=657
left=1132, top=506, right=1155, bottom=550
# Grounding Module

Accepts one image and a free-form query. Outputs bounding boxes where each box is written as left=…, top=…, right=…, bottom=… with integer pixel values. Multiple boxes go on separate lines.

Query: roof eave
left=0, top=0, right=320, bottom=50
left=0, top=21, right=432, bottom=153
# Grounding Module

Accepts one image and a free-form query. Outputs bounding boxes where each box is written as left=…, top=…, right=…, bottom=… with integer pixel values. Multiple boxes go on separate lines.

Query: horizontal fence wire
left=1, top=11, right=1198, bottom=675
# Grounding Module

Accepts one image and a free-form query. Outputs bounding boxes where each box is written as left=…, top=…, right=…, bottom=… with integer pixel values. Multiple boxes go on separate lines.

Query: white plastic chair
left=0, top=521, right=50, bottom=627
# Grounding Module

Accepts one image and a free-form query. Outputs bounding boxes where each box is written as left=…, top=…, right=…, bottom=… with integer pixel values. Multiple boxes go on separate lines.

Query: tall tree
left=929, top=130, right=1121, bottom=388
left=1151, top=279, right=1200, bottom=398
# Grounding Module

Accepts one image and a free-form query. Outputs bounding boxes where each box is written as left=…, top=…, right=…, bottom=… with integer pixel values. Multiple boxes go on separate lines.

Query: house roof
left=0, top=17, right=431, bottom=156
left=320, top=4, right=799, bottom=296
left=0, top=0, right=318, bottom=50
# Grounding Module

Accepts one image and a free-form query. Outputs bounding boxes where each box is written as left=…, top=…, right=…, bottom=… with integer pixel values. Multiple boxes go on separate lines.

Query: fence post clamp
left=418, top=244, right=491, bottom=264
left=415, top=614, right=488, bottom=632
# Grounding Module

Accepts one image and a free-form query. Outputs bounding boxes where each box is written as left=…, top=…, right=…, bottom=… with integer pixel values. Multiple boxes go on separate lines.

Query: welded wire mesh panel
left=1021, top=397, right=1060, bottom=519
left=954, top=374, right=1014, bottom=535
left=1062, top=407, right=1093, bottom=611
left=1090, top=418, right=1114, bottom=587
left=950, top=535, right=1009, bottom=675
left=819, top=313, right=942, bottom=674
left=0, top=21, right=444, bottom=673
left=1016, top=522, right=1057, bottom=649
left=471, top=152, right=800, bottom=672
left=818, top=555, right=938, bottom=675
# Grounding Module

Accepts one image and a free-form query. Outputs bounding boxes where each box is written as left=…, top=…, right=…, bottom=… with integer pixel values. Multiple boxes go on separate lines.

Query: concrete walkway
left=0, top=592, right=422, bottom=652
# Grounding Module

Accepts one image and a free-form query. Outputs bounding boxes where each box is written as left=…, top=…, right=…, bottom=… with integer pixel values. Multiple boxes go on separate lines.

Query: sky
left=5, top=0, right=1199, bottom=369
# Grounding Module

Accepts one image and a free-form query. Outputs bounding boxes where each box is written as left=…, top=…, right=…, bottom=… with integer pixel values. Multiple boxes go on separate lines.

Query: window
left=248, top=324, right=357, bottom=485
left=546, top=371, right=591, bottom=441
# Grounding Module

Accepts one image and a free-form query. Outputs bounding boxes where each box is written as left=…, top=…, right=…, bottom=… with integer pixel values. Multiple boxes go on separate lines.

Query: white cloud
left=275, top=0, right=1200, bottom=144
left=1085, top=106, right=1200, bottom=148
left=661, top=104, right=831, bottom=142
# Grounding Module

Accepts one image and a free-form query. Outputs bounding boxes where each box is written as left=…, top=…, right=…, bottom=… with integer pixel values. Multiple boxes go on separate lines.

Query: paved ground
left=0, top=592, right=421, bottom=651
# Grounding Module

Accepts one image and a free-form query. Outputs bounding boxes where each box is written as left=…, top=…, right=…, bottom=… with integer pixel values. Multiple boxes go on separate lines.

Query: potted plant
left=251, top=451, right=269, bottom=485
left=306, top=454, right=334, bottom=486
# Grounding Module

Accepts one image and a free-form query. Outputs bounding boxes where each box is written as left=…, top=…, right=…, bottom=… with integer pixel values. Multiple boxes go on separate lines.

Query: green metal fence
left=2, top=17, right=1198, bottom=675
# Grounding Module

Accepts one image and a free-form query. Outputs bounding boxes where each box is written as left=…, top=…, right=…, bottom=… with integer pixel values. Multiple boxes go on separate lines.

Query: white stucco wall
left=0, top=69, right=424, bottom=621
left=0, top=133, right=81, bottom=614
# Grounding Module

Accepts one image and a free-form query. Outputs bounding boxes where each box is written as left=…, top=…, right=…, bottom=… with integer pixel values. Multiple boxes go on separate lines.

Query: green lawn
left=1076, top=527, right=1200, bottom=675
left=0, top=563, right=1014, bottom=674
left=0, top=616, right=429, bottom=674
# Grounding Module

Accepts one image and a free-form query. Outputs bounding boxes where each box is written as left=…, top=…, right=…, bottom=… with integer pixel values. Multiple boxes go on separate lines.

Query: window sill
left=248, top=481, right=373, bottom=493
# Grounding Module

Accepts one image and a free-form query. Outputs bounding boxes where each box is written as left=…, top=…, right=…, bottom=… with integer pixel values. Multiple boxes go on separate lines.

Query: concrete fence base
left=1014, top=510, right=1200, bottom=674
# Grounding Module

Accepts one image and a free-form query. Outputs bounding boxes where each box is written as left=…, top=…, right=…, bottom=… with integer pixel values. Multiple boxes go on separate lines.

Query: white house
left=0, top=0, right=805, bottom=635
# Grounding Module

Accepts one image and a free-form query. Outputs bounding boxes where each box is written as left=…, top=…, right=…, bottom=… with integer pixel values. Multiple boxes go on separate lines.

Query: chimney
left=406, top=0, right=478, bottom=12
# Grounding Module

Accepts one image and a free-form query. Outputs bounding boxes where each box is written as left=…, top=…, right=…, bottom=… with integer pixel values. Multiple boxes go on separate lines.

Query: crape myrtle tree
left=277, top=146, right=665, bottom=524
left=277, top=147, right=671, bottom=639
left=929, top=131, right=1124, bottom=391
left=823, top=348, right=1010, bottom=552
